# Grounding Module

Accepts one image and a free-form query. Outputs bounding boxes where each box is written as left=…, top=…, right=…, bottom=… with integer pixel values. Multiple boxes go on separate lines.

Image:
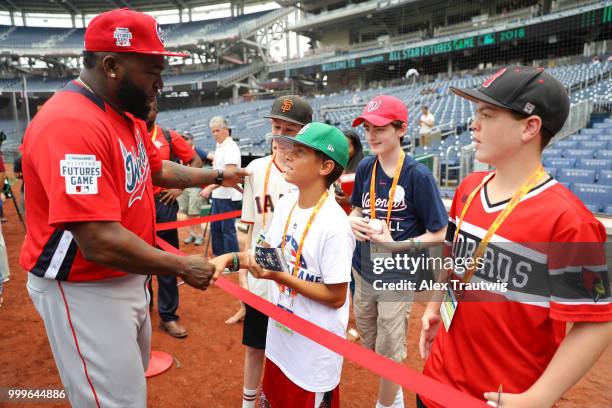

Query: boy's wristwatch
left=215, top=169, right=224, bottom=184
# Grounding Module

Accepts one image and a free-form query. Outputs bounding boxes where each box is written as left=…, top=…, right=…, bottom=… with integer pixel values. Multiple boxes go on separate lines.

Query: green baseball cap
left=274, top=122, right=349, bottom=168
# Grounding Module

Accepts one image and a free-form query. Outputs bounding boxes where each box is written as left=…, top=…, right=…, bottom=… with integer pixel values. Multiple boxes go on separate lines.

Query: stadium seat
left=564, top=149, right=595, bottom=159
left=572, top=183, right=612, bottom=212
left=597, top=170, right=612, bottom=185
left=605, top=205, right=612, bottom=216
left=579, top=141, right=608, bottom=149
left=543, top=158, right=576, bottom=169
left=577, top=159, right=612, bottom=171
left=555, top=140, right=578, bottom=148
left=557, top=169, right=596, bottom=184
left=595, top=150, right=612, bottom=159
left=542, top=148, right=563, bottom=158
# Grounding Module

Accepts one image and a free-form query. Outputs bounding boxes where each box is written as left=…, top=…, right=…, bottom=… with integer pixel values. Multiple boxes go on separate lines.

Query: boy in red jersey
left=418, top=66, right=612, bottom=408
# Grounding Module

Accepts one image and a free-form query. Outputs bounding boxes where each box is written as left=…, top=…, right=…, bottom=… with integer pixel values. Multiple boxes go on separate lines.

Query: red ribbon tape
left=156, top=210, right=242, bottom=231
left=155, top=236, right=487, bottom=408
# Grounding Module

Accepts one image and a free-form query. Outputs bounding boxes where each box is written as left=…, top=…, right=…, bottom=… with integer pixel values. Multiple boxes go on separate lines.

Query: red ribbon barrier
left=156, top=210, right=241, bottom=231
left=155, top=236, right=488, bottom=408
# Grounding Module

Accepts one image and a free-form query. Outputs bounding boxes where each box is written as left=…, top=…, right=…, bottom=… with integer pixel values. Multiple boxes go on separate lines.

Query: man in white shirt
left=201, top=116, right=242, bottom=256
left=418, top=106, right=435, bottom=147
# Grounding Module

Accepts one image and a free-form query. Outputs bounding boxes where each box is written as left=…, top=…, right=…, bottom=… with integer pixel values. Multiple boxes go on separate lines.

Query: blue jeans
left=210, top=198, right=239, bottom=256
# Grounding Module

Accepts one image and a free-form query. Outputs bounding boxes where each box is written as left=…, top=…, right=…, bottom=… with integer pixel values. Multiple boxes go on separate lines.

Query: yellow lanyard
left=454, top=165, right=546, bottom=282
left=280, top=191, right=329, bottom=296
left=370, top=150, right=405, bottom=226
left=150, top=125, right=158, bottom=144
left=261, top=154, right=276, bottom=228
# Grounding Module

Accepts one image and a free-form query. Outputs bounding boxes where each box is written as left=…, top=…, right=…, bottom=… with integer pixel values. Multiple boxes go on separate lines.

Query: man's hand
left=221, top=168, right=250, bottom=187
left=419, top=306, right=442, bottom=359
left=179, top=255, right=216, bottom=290
left=200, top=185, right=215, bottom=199
left=348, top=216, right=371, bottom=242
left=159, top=188, right=183, bottom=205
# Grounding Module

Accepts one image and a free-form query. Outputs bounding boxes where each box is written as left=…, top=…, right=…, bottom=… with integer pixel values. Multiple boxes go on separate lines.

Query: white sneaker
left=183, top=235, right=195, bottom=244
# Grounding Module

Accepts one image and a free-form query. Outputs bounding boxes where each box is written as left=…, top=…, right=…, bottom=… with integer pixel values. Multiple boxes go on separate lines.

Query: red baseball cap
left=352, top=95, right=408, bottom=127
left=84, top=8, right=188, bottom=57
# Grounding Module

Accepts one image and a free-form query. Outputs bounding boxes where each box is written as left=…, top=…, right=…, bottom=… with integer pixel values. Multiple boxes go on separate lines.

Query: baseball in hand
left=368, top=218, right=383, bottom=234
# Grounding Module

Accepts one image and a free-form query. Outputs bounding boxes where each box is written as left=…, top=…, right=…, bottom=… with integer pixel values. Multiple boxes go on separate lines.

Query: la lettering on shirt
left=421, top=171, right=612, bottom=408
left=350, top=155, right=447, bottom=283
left=212, top=137, right=241, bottom=200
left=263, top=192, right=355, bottom=392
left=241, top=155, right=295, bottom=300
left=20, top=81, right=162, bottom=282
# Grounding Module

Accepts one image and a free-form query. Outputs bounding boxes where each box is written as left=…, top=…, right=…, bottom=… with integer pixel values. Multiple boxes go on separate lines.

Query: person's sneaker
left=194, top=236, right=203, bottom=246
left=159, top=320, right=187, bottom=338
left=183, top=235, right=195, bottom=245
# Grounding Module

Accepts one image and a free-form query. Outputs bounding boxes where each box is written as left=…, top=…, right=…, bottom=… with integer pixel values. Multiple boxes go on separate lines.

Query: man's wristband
left=215, top=169, right=224, bottom=184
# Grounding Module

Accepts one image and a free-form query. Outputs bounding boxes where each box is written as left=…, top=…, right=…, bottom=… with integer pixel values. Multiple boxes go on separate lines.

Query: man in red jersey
left=20, top=9, right=246, bottom=407
left=146, top=98, right=202, bottom=338
left=418, top=66, right=612, bottom=408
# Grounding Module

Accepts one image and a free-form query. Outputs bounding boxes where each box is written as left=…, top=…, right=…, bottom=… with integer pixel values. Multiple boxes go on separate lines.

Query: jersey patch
left=60, top=154, right=102, bottom=195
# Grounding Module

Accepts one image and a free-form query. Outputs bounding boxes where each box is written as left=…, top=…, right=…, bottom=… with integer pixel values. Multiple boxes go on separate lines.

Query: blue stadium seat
left=605, top=205, right=612, bottom=216
left=577, top=159, right=612, bottom=171
left=555, top=140, right=578, bottom=148
left=598, top=170, right=612, bottom=185
left=596, top=150, right=612, bottom=159
left=579, top=141, right=608, bottom=149
left=564, top=149, right=595, bottom=159
left=569, top=134, right=592, bottom=141
left=572, top=183, right=612, bottom=212
left=585, top=204, right=601, bottom=213
left=557, top=169, right=596, bottom=184
left=542, top=148, right=563, bottom=158
left=595, top=135, right=612, bottom=142
left=543, top=158, right=576, bottom=169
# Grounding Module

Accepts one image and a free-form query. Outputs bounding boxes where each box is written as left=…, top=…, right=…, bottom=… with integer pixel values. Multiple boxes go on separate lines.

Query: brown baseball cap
left=264, top=95, right=313, bottom=126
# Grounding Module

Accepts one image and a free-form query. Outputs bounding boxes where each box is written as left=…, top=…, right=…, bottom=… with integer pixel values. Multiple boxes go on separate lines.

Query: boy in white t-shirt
left=236, top=95, right=312, bottom=407
left=210, top=123, right=355, bottom=408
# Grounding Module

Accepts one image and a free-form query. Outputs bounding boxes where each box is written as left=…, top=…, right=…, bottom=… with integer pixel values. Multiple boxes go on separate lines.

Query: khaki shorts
left=352, top=269, right=413, bottom=362
left=177, top=187, right=203, bottom=216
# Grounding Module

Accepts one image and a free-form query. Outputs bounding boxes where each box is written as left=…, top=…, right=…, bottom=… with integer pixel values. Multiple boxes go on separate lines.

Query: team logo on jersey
left=119, top=129, right=150, bottom=207
left=156, top=22, right=165, bottom=45
left=281, top=98, right=293, bottom=112
left=114, top=27, right=132, bottom=47
left=482, top=68, right=507, bottom=88
left=60, top=154, right=102, bottom=195
left=367, top=99, right=382, bottom=112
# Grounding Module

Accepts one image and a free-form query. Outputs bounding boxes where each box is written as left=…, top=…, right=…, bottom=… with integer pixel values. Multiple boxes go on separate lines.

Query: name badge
left=274, top=291, right=295, bottom=335
left=440, top=287, right=458, bottom=331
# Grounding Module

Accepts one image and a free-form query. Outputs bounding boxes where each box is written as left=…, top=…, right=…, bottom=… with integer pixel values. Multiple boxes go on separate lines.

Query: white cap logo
left=367, top=99, right=382, bottom=112
left=327, top=144, right=335, bottom=152
left=114, top=27, right=132, bottom=47
left=523, top=102, right=535, bottom=114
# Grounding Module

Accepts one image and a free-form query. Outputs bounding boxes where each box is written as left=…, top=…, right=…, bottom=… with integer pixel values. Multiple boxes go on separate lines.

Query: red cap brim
left=352, top=113, right=394, bottom=127
left=136, top=50, right=189, bottom=57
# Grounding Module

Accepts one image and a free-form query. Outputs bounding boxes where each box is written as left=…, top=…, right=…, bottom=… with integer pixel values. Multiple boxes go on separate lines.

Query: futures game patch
left=60, top=154, right=102, bottom=195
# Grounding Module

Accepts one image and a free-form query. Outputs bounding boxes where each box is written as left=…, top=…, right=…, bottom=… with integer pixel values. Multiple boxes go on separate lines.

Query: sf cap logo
left=281, top=99, right=294, bottom=112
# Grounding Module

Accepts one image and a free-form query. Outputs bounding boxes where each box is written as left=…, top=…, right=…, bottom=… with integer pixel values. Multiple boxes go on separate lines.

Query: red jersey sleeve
left=548, top=216, right=611, bottom=322
left=169, top=130, right=196, bottom=164
left=32, top=117, right=122, bottom=227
